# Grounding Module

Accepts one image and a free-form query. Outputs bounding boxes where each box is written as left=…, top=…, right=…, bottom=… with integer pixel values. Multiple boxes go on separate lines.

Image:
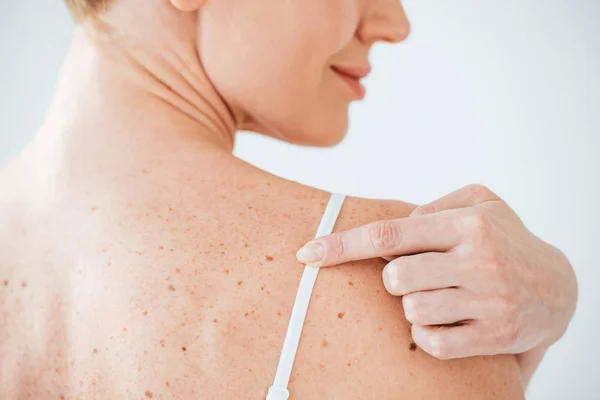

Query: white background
left=1, top=1, right=598, bottom=399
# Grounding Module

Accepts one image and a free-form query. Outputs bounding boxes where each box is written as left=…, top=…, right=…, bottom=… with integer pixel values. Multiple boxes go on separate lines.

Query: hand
left=296, top=184, right=578, bottom=362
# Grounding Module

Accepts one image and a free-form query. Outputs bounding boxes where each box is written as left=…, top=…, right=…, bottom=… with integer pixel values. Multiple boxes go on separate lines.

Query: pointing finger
left=296, top=211, right=461, bottom=268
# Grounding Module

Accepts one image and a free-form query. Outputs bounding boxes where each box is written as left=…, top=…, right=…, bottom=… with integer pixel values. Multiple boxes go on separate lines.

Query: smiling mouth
left=331, top=65, right=370, bottom=100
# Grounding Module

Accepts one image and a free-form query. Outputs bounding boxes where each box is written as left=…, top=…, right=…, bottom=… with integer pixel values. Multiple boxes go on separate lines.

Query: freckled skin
left=0, top=150, right=524, bottom=399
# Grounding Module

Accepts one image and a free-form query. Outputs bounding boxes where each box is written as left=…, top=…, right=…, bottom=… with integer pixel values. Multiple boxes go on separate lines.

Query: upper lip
left=331, top=65, right=372, bottom=80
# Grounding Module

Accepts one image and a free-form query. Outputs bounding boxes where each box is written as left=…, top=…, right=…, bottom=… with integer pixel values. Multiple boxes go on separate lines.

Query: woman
left=0, top=0, right=577, bottom=399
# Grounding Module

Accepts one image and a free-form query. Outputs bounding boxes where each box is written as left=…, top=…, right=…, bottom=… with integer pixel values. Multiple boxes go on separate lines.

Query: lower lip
left=332, top=69, right=366, bottom=100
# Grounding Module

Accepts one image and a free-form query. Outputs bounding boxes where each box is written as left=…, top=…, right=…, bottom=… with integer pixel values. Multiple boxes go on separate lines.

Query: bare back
left=0, top=141, right=524, bottom=399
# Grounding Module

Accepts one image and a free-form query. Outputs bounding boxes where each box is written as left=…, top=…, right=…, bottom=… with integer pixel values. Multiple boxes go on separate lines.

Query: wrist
left=543, top=244, right=578, bottom=347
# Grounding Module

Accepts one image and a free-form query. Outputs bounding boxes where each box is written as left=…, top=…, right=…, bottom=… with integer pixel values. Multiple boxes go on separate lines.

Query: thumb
left=410, top=184, right=501, bottom=217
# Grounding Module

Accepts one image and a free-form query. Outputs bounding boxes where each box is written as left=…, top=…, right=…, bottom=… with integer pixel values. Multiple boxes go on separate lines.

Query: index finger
left=296, top=211, right=461, bottom=268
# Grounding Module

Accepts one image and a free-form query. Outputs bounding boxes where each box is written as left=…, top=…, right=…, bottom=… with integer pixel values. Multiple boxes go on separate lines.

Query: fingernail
left=382, top=265, right=399, bottom=293
left=296, top=243, right=324, bottom=265
left=411, top=207, right=426, bottom=216
left=411, top=325, right=427, bottom=346
left=430, top=336, right=441, bottom=358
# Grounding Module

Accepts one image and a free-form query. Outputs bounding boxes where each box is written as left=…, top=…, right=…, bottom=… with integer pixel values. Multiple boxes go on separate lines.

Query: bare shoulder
left=291, top=193, right=525, bottom=399
left=337, top=195, right=418, bottom=230
left=0, top=160, right=27, bottom=263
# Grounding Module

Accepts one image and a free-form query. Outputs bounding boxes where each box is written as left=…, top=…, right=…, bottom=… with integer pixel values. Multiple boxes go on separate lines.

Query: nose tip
left=386, top=1, right=411, bottom=43
left=387, top=20, right=411, bottom=43
left=358, top=2, right=411, bottom=45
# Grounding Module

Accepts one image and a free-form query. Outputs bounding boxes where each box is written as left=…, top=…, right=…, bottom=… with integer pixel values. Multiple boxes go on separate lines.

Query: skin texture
left=299, top=185, right=578, bottom=389
left=0, top=0, right=525, bottom=398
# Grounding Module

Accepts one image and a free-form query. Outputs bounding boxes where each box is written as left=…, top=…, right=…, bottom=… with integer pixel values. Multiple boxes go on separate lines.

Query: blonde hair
left=65, top=0, right=110, bottom=20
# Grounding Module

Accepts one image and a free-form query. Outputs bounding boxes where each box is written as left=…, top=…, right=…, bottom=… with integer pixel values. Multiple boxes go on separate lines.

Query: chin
left=242, top=114, right=349, bottom=147
left=277, top=124, right=348, bottom=148
left=288, top=114, right=350, bottom=147
left=308, top=119, right=349, bottom=147
left=307, top=130, right=347, bottom=147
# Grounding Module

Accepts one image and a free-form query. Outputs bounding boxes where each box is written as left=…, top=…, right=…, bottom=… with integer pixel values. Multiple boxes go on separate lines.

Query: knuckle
left=494, top=319, right=519, bottom=349
left=430, top=334, right=449, bottom=359
left=495, top=280, right=513, bottom=305
left=329, top=233, right=346, bottom=259
left=475, top=249, right=505, bottom=278
left=461, top=210, right=492, bottom=239
left=486, top=251, right=505, bottom=271
left=500, top=293, right=518, bottom=321
left=466, top=184, right=492, bottom=200
left=402, top=294, right=422, bottom=324
left=415, top=203, right=437, bottom=215
left=466, top=238, right=504, bottom=275
left=369, top=220, right=402, bottom=251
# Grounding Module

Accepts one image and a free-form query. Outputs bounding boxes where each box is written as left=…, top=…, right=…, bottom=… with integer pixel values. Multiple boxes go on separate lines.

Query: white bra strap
left=266, top=193, right=346, bottom=400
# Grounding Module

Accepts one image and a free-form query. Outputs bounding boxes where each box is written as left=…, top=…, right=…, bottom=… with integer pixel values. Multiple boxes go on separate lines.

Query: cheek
left=199, top=1, right=357, bottom=145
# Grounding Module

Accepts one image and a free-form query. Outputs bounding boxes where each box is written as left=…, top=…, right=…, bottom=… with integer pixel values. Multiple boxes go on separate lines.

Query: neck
left=38, top=24, right=241, bottom=160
